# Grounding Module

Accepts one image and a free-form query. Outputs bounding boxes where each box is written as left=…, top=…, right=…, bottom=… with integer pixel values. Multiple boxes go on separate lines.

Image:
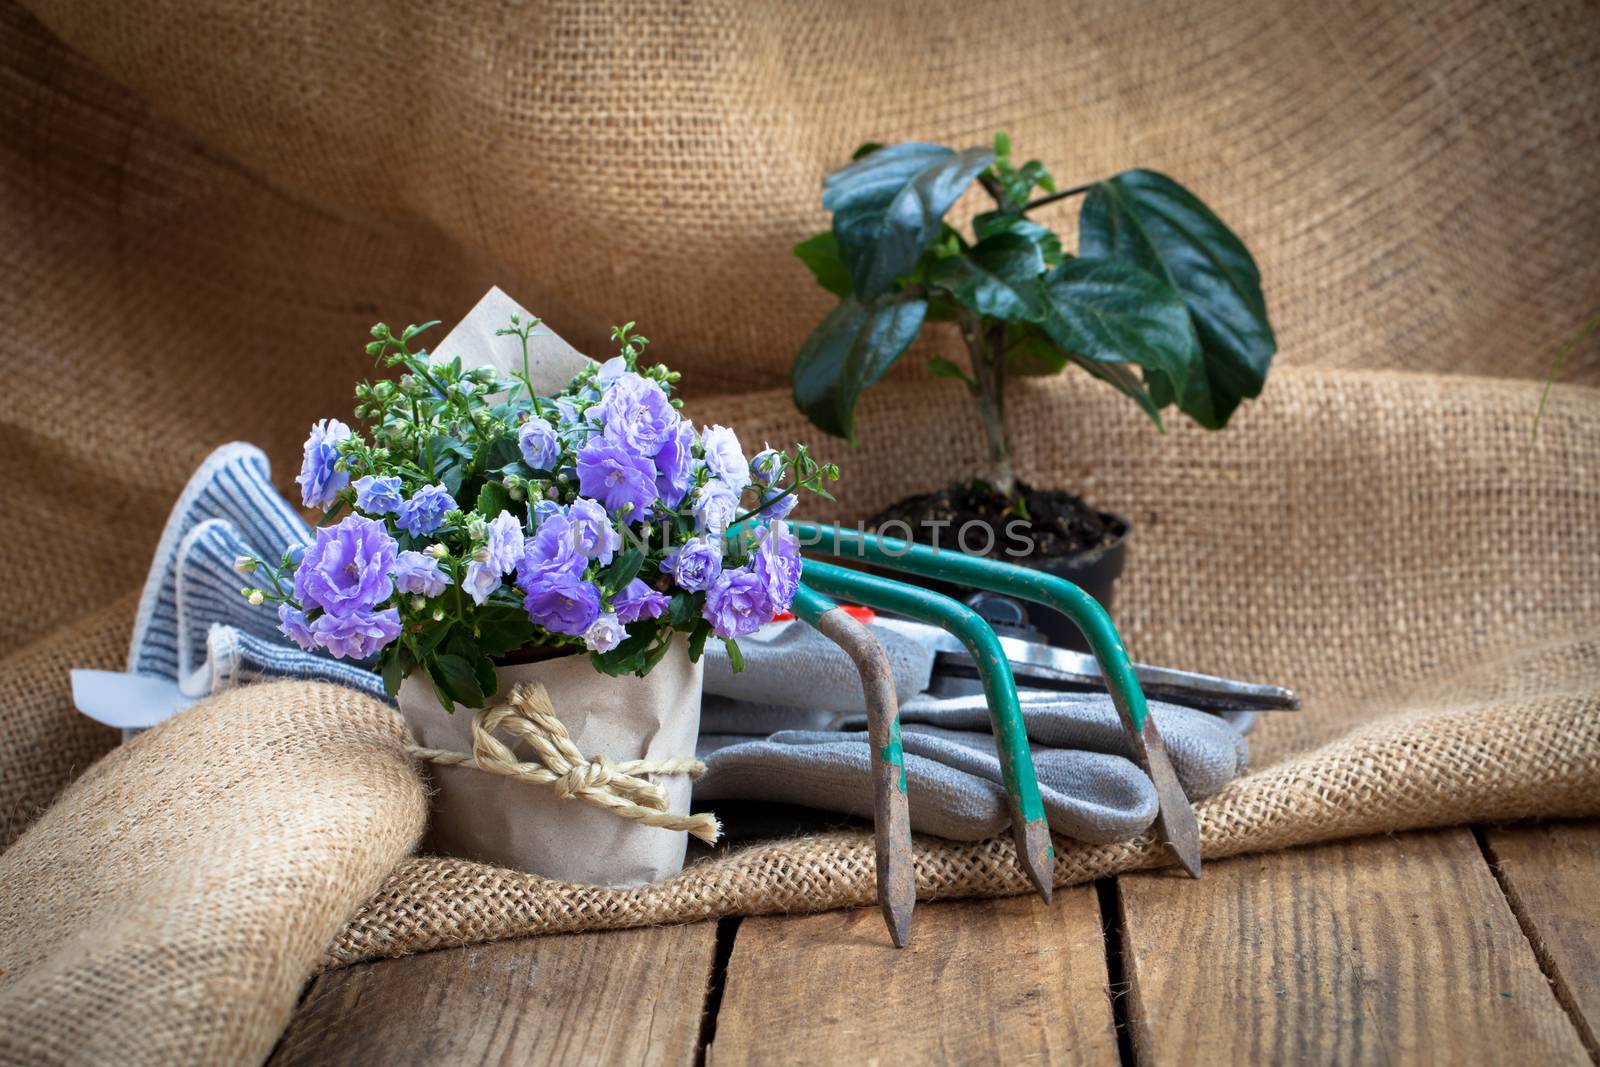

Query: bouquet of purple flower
left=240, top=318, right=836, bottom=711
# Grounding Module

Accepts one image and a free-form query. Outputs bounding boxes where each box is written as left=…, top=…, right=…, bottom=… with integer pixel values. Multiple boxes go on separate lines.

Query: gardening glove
left=694, top=691, right=1249, bottom=842
left=701, top=617, right=934, bottom=713
left=74, top=444, right=386, bottom=734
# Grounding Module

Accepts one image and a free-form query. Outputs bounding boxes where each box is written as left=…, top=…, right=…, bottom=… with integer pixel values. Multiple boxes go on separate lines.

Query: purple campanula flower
left=583, top=611, right=625, bottom=653
left=484, top=510, right=523, bottom=574
left=554, top=396, right=583, bottom=426
left=595, top=356, right=630, bottom=386
left=568, top=496, right=620, bottom=565
left=395, top=483, right=457, bottom=538
left=599, top=372, right=677, bottom=455
left=752, top=520, right=802, bottom=615
left=703, top=566, right=772, bottom=639
left=692, top=478, right=743, bottom=534
left=309, top=607, right=402, bottom=659
left=296, top=418, right=352, bottom=509
left=392, top=550, right=451, bottom=597
left=755, top=487, right=798, bottom=521
left=462, top=560, right=502, bottom=605
left=699, top=424, right=750, bottom=492
left=516, top=513, right=586, bottom=586
left=518, top=417, right=562, bottom=471
left=353, top=474, right=404, bottom=516
left=750, top=448, right=784, bottom=487
left=576, top=437, right=657, bottom=518
left=278, top=604, right=316, bottom=651
left=532, top=497, right=566, bottom=524
left=653, top=419, right=696, bottom=508
left=662, top=535, right=722, bottom=592
left=293, top=514, right=397, bottom=615
left=613, top=578, right=670, bottom=624
left=522, top=572, right=601, bottom=636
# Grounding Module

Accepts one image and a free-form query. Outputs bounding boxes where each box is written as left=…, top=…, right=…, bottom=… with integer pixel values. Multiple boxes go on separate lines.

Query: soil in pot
left=863, top=482, right=1130, bottom=650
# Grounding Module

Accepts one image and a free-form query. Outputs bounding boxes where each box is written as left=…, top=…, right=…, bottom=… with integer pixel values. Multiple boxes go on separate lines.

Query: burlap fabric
left=2, top=0, right=1598, bottom=1061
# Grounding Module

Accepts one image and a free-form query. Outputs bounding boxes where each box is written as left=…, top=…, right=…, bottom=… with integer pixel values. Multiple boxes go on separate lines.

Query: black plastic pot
left=858, top=509, right=1130, bottom=652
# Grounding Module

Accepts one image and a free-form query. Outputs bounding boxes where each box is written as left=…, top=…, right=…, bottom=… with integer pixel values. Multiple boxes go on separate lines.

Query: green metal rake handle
left=793, top=521, right=1152, bottom=732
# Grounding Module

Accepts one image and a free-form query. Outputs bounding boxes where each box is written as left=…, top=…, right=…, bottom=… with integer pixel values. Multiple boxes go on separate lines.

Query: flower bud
left=467, top=517, right=487, bottom=540
left=365, top=340, right=383, bottom=356
left=545, top=485, right=561, bottom=500
left=502, top=473, right=522, bottom=490
left=508, top=486, right=525, bottom=501
left=410, top=596, right=426, bottom=611
left=370, top=323, right=386, bottom=339
left=432, top=608, right=445, bottom=621
left=233, top=555, right=256, bottom=575
left=424, top=543, right=447, bottom=559
left=373, top=380, right=396, bottom=401
left=472, top=547, right=491, bottom=563
left=246, top=589, right=265, bottom=606
left=354, top=382, right=372, bottom=400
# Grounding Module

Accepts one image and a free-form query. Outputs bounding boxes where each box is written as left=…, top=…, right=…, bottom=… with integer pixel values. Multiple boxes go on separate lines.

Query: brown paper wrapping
left=398, top=639, right=705, bottom=887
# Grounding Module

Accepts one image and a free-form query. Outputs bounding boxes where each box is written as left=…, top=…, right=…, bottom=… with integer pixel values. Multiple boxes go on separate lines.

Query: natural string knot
left=409, top=682, right=721, bottom=844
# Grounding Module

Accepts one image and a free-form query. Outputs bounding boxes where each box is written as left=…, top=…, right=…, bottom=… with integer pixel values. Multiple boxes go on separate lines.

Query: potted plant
left=791, top=133, right=1277, bottom=645
left=240, top=306, right=835, bottom=885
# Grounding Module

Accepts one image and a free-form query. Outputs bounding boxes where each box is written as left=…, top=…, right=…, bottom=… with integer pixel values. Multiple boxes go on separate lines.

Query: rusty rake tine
left=792, top=582, right=914, bottom=947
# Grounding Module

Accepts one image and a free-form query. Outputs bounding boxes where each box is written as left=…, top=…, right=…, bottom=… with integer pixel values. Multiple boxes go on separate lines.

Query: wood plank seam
left=1474, top=825, right=1600, bottom=1062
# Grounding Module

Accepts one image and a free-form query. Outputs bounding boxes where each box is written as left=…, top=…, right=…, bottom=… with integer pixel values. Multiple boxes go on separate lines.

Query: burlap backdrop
left=2, top=1, right=1598, bottom=1062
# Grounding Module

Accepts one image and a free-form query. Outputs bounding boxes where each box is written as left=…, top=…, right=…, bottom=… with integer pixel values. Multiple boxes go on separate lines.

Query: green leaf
left=687, top=622, right=711, bottom=662
left=926, top=356, right=972, bottom=384
left=926, top=234, right=1046, bottom=322
left=475, top=480, right=510, bottom=519
left=472, top=605, right=537, bottom=658
left=823, top=142, right=996, bottom=300
left=851, top=141, right=884, bottom=161
left=1003, top=324, right=1066, bottom=376
left=1079, top=169, right=1276, bottom=428
left=668, top=591, right=697, bottom=628
left=600, top=548, right=645, bottom=595
left=380, top=644, right=408, bottom=699
left=793, top=233, right=853, bottom=299
left=428, top=652, right=485, bottom=709
left=1066, top=353, right=1165, bottom=427
left=1036, top=258, right=1200, bottom=394
left=793, top=294, right=928, bottom=441
left=973, top=210, right=1063, bottom=266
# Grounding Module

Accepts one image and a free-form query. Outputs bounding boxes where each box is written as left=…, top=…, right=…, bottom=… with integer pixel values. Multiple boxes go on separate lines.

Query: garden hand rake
left=796, top=521, right=1203, bottom=879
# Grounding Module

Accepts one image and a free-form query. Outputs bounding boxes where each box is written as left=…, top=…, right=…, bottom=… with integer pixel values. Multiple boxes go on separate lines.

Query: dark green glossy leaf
left=792, top=232, right=853, bottom=299
left=429, top=652, right=485, bottom=709
left=687, top=622, right=711, bottom=662
left=600, top=548, right=645, bottom=595
left=472, top=605, right=537, bottom=659
left=793, top=294, right=928, bottom=440
left=380, top=644, right=407, bottom=699
left=823, top=142, right=995, bottom=300
left=474, top=480, right=510, bottom=519
left=973, top=210, right=1063, bottom=266
left=927, top=234, right=1046, bottom=322
left=1066, top=353, right=1164, bottom=427
left=1036, top=258, right=1200, bottom=392
left=1079, top=169, right=1276, bottom=428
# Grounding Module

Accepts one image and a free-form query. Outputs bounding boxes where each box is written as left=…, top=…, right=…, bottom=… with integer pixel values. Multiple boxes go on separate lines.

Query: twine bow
left=409, top=682, right=721, bottom=844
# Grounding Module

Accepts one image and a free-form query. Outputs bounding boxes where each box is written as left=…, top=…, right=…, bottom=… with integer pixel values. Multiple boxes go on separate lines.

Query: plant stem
left=958, top=313, right=1016, bottom=498
left=1021, top=181, right=1093, bottom=214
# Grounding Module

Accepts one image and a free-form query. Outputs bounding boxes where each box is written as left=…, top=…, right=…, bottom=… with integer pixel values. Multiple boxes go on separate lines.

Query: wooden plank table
left=273, top=819, right=1599, bottom=1065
